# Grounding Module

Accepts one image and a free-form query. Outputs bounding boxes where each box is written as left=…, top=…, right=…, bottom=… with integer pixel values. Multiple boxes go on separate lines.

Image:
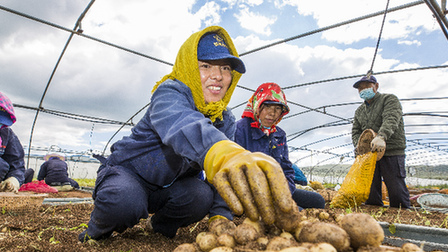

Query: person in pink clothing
left=0, top=92, right=34, bottom=193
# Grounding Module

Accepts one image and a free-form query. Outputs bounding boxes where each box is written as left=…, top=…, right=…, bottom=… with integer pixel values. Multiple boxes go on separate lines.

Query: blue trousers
left=365, top=155, right=410, bottom=208
left=79, top=165, right=214, bottom=241
left=292, top=188, right=326, bottom=211
left=24, top=168, right=34, bottom=184
left=69, top=178, right=80, bottom=189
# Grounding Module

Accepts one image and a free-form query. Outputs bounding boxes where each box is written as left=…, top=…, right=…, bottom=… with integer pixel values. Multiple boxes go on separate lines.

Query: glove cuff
left=208, top=215, right=228, bottom=224
left=204, top=140, right=247, bottom=182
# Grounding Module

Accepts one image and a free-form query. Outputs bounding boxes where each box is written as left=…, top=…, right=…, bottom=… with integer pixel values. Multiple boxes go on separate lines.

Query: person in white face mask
left=351, top=75, right=410, bottom=209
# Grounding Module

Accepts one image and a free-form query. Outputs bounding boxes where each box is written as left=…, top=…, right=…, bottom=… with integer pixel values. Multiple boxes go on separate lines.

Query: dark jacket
left=235, top=117, right=295, bottom=193
left=352, top=92, right=406, bottom=156
left=107, top=79, right=235, bottom=188
left=0, top=127, right=25, bottom=184
left=38, top=157, right=71, bottom=185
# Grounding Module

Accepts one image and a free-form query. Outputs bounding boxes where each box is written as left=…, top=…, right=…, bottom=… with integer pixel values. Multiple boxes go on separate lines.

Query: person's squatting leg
left=79, top=165, right=149, bottom=242
left=148, top=177, right=214, bottom=238
left=24, top=168, right=34, bottom=184
left=291, top=188, right=326, bottom=211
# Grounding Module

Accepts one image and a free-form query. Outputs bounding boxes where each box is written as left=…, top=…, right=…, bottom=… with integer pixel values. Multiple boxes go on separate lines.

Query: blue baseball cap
left=353, top=75, right=377, bottom=88
left=197, top=33, right=246, bottom=73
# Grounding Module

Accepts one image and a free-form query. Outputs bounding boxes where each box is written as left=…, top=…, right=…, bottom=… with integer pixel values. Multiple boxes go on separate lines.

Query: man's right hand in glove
left=371, top=135, right=386, bottom=153
left=0, top=177, right=20, bottom=193
left=204, top=140, right=298, bottom=225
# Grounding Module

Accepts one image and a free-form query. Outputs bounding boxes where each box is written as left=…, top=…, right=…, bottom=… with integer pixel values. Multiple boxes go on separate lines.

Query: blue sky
left=1, top=0, right=447, bottom=167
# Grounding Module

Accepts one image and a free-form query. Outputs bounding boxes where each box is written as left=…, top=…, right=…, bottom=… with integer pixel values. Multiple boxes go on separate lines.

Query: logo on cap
left=213, top=34, right=228, bottom=49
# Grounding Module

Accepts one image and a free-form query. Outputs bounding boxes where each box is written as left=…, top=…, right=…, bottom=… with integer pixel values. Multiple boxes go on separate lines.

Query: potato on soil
left=297, top=221, right=351, bottom=252
left=357, top=245, right=404, bottom=252
left=280, top=231, right=295, bottom=240
left=196, top=232, right=207, bottom=244
left=318, top=211, right=330, bottom=221
left=309, top=208, right=321, bottom=217
left=340, top=213, right=384, bottom=250
left=266, top=236, right=298, bottom=251
left=356, top=246, right=394, bottom=252
left=196, top=232, right=218, bottom=252
left=209, top=218, right=237, bottom=236
left=173, top=243, right=198, bottom=252
left=233, top=223, right=260, bottom=245
left=280, top=247, right=311, bottom=252
left=401, top=243, right=424, bottom=252
left=217, top=233, right=236, bottom=248
left=306, top=216, right=319, bottom=223
left=306, top=242, right=337, bottom=252
left=334, top=213, right=345, bottom=223
left=242, top=217, right=265, bottom=235
left=293, top=220, right=313, bottom=240
left=266, top=223, right=282, bottom=236
left=256, top=236, right=269, bottom=248
left=210, top=247, right=234, bottom=252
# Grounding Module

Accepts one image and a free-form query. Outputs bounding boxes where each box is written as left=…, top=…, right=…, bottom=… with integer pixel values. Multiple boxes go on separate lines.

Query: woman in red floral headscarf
left=235, top=83, right=325, bottom=211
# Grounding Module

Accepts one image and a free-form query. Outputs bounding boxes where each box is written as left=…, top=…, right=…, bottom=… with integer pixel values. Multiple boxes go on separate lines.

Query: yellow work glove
left=371, top=135, right=386, bottom=153
left=0, top=177, right=20, bottom=193
left=204, top=140, right=297, bottom=225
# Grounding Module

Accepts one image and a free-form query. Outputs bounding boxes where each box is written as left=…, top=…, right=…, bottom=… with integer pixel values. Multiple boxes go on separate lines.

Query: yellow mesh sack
left=330, top=152, right=377, bottom=208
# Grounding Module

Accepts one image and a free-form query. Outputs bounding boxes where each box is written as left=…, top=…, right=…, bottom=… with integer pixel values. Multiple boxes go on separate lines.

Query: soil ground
left=1, top=187, right=447, bottom=252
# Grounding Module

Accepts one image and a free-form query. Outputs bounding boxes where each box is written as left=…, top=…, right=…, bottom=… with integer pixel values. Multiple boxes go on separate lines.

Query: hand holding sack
left=204, top=140, right=298, bottom=225
left=356, top=129, right=385, bottom=161
left=332, top=129, right=384, bottom=208
left=371, top=135, right=386, bottom=153
left=0, top=177, right=20, bottom=193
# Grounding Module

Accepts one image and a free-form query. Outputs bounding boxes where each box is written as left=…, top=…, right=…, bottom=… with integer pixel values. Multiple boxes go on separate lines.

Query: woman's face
left=199, top=59, right=232, bottom=104
left=258, top=104, right=283, bottom=128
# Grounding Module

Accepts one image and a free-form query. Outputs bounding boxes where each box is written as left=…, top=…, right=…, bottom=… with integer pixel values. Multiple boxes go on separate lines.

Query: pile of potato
left=174, top=211, right=425, bottom=252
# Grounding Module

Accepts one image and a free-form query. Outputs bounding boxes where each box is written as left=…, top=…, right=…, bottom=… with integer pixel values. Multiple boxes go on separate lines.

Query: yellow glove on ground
left=0, top=177, right=20, bottom=193
left=371, top=135, right=386, bottom=153
left=204, top=140, right=296, bottom=225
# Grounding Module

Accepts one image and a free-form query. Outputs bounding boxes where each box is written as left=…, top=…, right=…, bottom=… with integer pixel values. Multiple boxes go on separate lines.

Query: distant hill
left=299, top=164, right=448, bottom=180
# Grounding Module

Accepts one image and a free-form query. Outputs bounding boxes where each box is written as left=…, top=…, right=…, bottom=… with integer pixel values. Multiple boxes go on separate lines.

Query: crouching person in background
left=38, top=153, right=79, bottom=191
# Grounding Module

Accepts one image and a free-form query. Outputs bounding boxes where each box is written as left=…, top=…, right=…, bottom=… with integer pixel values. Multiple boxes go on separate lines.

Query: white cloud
left=278, top=1, right=437, bottom=44
left=194, top=2, right=223, bottom=27
left=242, top=0, right=264, bottom=6
left=235, top=6, right=277, bottom=35
left=85, top=0, right=201, bottom=60
left=398, top=40, right=421, bottom=46
left=1, top=0, right=447, bottom=167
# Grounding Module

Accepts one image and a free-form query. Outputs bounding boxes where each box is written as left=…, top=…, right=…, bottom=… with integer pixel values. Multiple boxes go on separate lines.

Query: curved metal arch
left=26, top=0, right=96, bottom=168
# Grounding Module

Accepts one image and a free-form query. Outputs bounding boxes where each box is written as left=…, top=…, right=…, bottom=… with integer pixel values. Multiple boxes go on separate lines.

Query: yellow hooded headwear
left=152, top=26, right=244, bottom=122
